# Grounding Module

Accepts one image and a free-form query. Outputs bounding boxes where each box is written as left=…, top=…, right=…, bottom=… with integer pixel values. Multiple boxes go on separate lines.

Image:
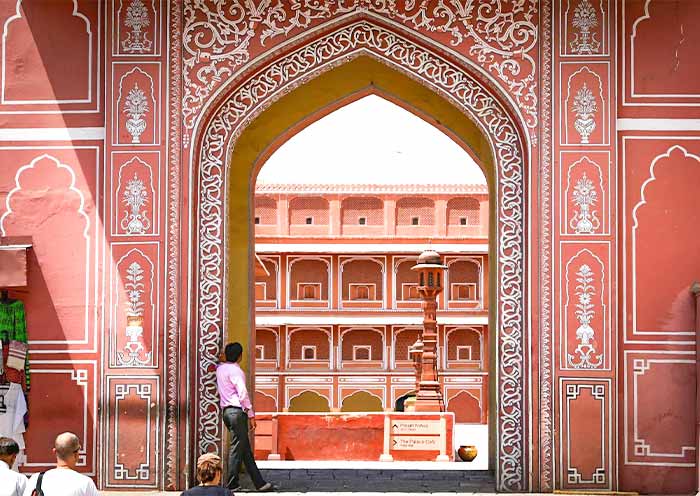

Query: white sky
left=256, top=95, right=486, bottom=185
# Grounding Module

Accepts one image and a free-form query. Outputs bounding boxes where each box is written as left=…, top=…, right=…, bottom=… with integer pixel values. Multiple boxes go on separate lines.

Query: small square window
left=254, top=217, right=260, bottom=225
left=255, top=345, right=265, bottom=360
left=302, top=346, right=317, bottom=360
left=353, top=345, right=372, bottom=361
left=358, top=217, right=367, bottom=225
left=460, top=217, right=467, bottom=226
left=411, top=217, right=419, bottom=226
left=305, top=217, right=313, bottom=225
left=456, top=345, right=472, bottom=361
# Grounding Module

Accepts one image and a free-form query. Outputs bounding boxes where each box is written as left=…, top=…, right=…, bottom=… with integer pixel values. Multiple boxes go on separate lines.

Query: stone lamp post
left=411, top=249, right=447, bottom=412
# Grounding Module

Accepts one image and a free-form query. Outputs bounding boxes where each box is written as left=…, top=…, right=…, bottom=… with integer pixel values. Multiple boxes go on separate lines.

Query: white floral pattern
left=568, top=264, right=603, bottom=369
left=572, top=83, right=597, bottom=144
left=124, top=83, right=149, bottom=143
left=122, top=0, right=153, bottom=53
left=182, top=0, right=539, bottom=141
left=570, top=172, right=600, bottom=234
left=121, top=174, right=151, bottom=235
left=570, top=0, right=600, bottom=55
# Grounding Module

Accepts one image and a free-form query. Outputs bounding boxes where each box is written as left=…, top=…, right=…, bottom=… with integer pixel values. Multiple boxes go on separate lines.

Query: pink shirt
left=216, top=362, right=255, bottom=417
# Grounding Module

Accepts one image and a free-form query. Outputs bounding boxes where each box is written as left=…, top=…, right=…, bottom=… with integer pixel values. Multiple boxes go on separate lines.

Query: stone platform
left=257, top=468, right=495, bottom=493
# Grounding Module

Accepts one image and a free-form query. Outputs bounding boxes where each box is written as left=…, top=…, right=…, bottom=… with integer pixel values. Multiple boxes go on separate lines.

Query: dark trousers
left=222, top=407, right=266, bottom=489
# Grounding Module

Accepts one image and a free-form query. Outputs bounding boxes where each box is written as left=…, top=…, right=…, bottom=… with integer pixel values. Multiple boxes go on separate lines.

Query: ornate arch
left=192, top=20, right=527, bottom=491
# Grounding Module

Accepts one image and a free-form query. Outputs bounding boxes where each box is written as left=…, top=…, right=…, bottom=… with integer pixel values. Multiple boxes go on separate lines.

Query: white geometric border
left=622, top=350, right=696, bottom=467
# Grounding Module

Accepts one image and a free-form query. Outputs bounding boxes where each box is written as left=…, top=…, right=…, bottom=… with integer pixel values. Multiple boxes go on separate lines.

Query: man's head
left=53, top=432, right=81, bottom=469
left=196, top=452, right=222, bottom=484
left=0, top=437, right=19, bottom=467
left=224, top=342, right=243, bottom=363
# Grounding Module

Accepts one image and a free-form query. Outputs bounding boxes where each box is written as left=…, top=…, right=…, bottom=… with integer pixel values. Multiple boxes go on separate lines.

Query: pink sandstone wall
left=0, top=0, right=697, bottom=492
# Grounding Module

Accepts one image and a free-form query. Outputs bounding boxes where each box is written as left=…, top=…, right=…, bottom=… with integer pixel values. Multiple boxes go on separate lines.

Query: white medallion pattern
left=121, top=174, right=151, bottom=235
left=570, top=172, right=600, bottom=234
left=567, top=264, right=603, bottom=369
left=572, top=83, right=597, bottom=144
left=194, top=21, right=526, bottom=491
left=570, top=0, right=600, bottom=55
left=124, top=83, right=149, bottom=143
left=123, top=0, right=153, bottom=53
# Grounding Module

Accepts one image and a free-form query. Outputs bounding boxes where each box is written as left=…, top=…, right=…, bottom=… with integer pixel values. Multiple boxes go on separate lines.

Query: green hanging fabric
left=0, top=299, right=29, bottom=390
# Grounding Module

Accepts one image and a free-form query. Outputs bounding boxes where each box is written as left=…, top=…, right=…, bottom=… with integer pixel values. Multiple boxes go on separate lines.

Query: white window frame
left=352, top=345, right=372, bottom=361
left=301, top=345, right=317, bottom=361
left=450, top=282, right=478, bottom=301
left=348, top=282, right=376, bottom=301
left=255, top=281, right=267, bottom=301
left=456, top=345, right=473, bottom=361
left=401, top=283, right=420, bottom=301
left=297, top=282, right=322, bottom=301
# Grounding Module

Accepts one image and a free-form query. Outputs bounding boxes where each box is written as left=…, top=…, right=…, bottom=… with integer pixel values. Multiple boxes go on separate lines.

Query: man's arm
left=230, top=370, right=255, bottom=418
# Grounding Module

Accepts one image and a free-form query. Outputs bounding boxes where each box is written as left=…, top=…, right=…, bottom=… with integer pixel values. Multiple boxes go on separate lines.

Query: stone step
left=244, top=469, right=496, bottom=493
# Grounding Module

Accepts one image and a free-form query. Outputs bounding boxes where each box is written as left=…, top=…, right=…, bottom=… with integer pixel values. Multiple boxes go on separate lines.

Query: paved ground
left=253, top=468, right=496, bottom=493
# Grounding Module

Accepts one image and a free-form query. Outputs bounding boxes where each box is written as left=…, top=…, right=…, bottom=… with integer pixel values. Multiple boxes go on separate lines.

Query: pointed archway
left=190, top=21, right=528, bottom=491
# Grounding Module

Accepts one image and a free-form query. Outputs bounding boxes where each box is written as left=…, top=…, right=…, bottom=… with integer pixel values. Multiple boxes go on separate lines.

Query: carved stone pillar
left=411, top=249, right=446, bottom=412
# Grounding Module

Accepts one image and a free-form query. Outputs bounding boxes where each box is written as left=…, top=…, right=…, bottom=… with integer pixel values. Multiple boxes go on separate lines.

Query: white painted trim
left=617, top=119, right=700, bottom=131
left=1, top=0, right=93, bottom=105
left=257, top=243, right=488, bottom=254
left=0, top=127, right=105, bottom=141
left=256, top=315, right=488, bottom=326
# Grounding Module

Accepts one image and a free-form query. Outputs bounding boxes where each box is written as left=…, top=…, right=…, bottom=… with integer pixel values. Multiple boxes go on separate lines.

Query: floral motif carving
left=570, top=0, right=600, bottom=55
left=117, top=261, right=152, bottom=367
left=121, top=174, right=151, bottom=235
left=124, top=83, right=149, bottom=143
left=182, top=0, right=539, bottom=139
left=568, top=264, right=603, bottom=369
left=572, top=83, right=596, bottom=144
left=570, top=172, right=600, bottom=234
left=195, top=21, right=526, bottom=490
left=123, top=0, right=153, bottom=53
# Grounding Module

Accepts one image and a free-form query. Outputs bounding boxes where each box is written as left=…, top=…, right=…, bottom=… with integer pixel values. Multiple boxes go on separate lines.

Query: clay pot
left=457, top=445, right=478, bottom=462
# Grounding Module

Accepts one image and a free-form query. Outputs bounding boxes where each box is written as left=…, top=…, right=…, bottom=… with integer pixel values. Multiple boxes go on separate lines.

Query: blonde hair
left=196, top=453, right=222, bottom=483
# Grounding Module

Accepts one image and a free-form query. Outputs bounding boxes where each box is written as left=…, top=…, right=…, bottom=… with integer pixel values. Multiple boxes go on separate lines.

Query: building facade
left=0, top=1, right=698, bottom=493
left=252, top=184, right=490, bottom=424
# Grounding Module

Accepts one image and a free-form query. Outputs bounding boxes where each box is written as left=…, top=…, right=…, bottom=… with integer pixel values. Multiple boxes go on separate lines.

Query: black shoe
left=256, top=482, right=275, bottom=492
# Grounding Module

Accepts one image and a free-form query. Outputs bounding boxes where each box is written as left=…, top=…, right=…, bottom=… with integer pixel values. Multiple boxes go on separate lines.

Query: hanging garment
left=0, top=382, right=27, bottom=447
left=0, top=299, right=30, bottom=390
left=0, top=300, right=27, bottom=343
left=6, top=341, right=28, bottom=371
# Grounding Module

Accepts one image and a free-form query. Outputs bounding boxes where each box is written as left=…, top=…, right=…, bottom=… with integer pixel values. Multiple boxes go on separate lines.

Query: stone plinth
left=254, top=412, right=454, bottom=462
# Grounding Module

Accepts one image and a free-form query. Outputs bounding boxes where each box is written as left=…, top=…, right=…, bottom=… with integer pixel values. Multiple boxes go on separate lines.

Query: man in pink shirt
left=216, top=342, right=273, bottom=492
